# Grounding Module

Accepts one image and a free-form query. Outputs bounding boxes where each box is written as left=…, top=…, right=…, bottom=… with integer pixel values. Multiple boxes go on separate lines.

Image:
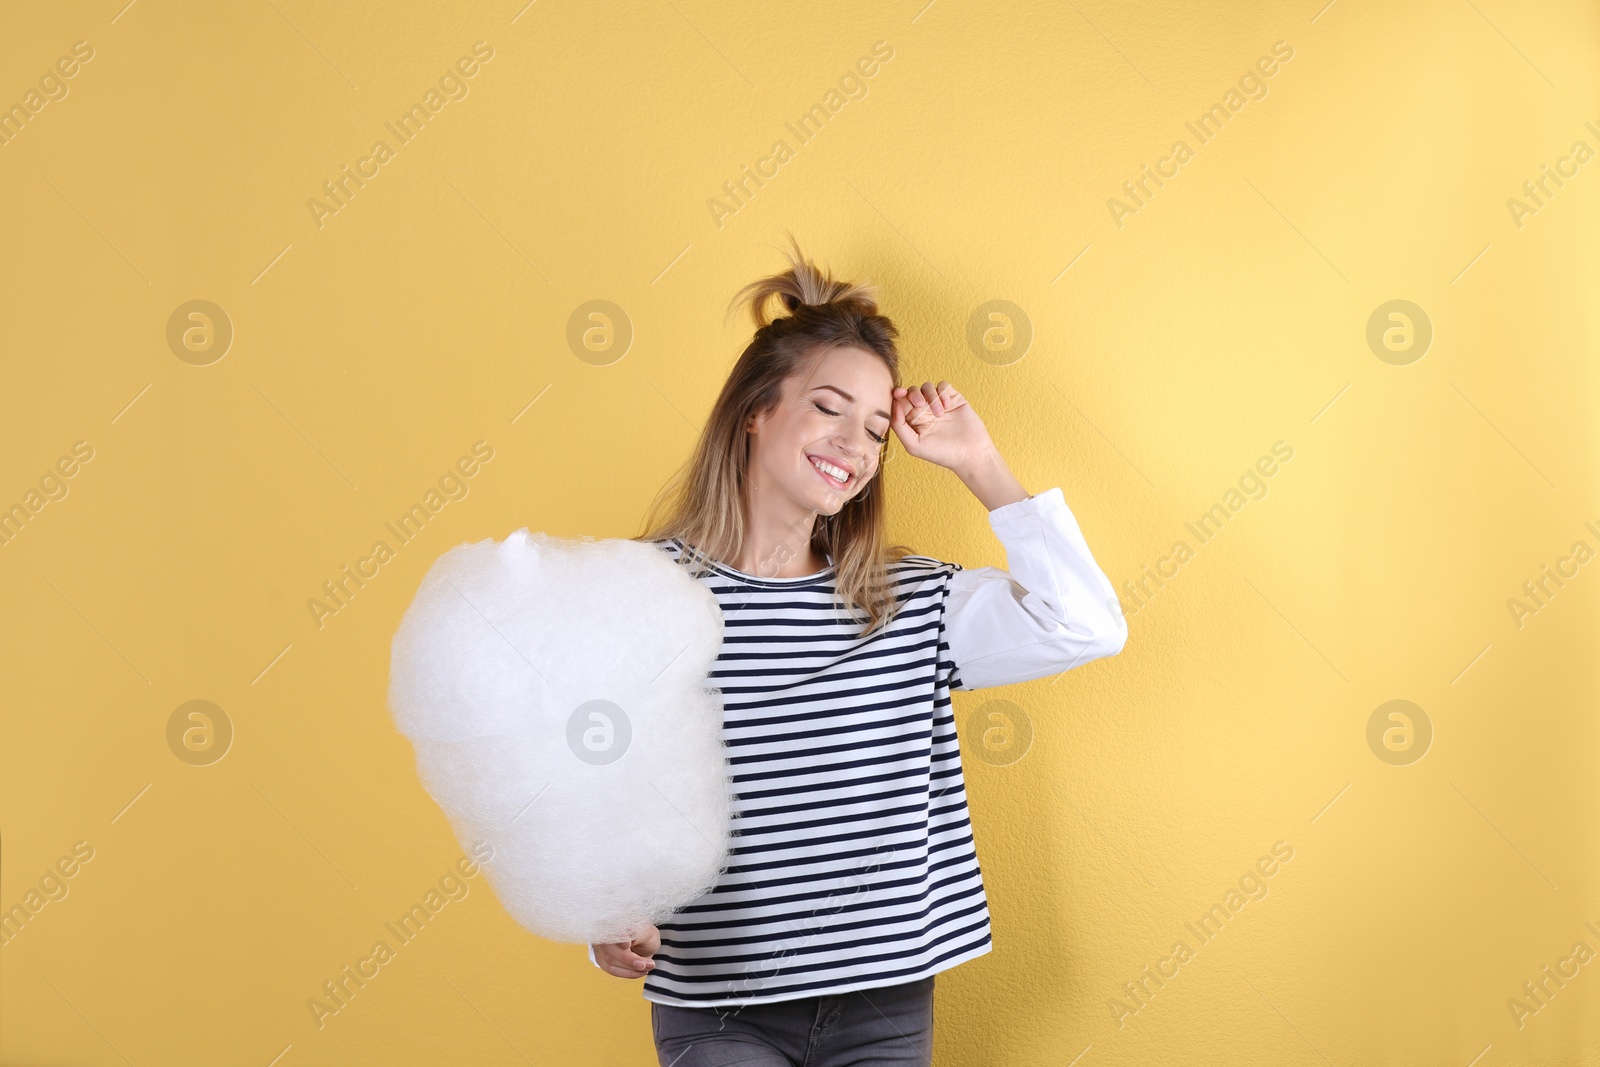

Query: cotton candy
left=387, top=529, right=732, bottom=945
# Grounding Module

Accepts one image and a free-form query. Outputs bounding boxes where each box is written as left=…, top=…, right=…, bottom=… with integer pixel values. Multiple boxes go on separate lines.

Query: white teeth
left=810, top=457, right=850, bottom=483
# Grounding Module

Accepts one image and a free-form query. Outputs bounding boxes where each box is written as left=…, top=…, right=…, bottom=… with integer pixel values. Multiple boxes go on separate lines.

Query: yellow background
left=3, top=1, right=1597, bottom=1064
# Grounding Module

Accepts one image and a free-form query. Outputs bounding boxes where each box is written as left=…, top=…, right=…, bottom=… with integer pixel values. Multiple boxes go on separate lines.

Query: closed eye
left=813, top=401, right=887, bottom=444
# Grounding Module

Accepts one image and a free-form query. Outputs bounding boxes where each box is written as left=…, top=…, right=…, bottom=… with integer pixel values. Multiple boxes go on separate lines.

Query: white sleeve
left=587, top=943, right=602, bottom=969
left=943, top=487, right=1126, bottom=691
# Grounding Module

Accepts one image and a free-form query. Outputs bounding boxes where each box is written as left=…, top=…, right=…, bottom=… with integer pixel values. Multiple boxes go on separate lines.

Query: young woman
left=588, top=236, right=1127, bottom=1066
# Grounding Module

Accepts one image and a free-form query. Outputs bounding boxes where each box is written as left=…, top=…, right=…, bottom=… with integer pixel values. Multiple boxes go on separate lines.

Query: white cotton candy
left=387, top=529, right=732, bottom=945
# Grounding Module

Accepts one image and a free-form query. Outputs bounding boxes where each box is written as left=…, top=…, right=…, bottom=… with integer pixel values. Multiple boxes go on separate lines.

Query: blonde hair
left=635, top=233, right=916, bottom=636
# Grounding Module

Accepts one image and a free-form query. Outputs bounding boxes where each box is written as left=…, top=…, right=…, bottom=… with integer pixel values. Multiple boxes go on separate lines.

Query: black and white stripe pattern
left=638, top=537, right=991, bottom=1007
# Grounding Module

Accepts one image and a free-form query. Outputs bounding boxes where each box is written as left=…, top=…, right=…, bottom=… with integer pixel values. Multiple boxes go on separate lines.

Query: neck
left=732, top=486, right=827, bottom=578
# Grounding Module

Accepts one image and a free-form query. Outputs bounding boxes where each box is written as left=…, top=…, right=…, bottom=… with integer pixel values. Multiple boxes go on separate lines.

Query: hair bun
left=726, top=231, right=882, bottom=328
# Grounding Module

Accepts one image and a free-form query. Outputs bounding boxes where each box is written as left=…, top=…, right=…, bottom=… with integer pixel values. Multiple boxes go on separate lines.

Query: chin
left=795, top=472, right=853, bottom=514
left=801, top=489, right=846, bottom=516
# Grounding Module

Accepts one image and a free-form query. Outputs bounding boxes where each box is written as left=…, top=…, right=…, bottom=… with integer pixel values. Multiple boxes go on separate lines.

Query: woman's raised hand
left=592, top=923, right=660, bottom=979
left=890, top=381, right=997, bottom=475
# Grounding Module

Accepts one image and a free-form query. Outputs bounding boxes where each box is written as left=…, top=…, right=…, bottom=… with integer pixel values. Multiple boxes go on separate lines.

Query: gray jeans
left=651, top=976, right=936, bottom=1066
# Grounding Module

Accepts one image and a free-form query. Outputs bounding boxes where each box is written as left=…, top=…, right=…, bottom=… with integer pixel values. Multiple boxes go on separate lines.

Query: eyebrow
left=814, top=384, right=890, bottom=422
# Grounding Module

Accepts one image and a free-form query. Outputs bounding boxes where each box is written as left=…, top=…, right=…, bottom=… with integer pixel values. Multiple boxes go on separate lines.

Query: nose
left=832, top=429, right=874, bottom=472
left=838, top=419, right=878, bottom=457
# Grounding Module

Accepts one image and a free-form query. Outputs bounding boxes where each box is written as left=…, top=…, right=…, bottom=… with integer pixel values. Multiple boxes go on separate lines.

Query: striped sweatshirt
left=587, top=486, right=1126, bottom=1007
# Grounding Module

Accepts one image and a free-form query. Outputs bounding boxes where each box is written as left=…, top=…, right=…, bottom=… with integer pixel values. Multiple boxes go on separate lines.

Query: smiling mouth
left=808, top=456, right=853, bottom=490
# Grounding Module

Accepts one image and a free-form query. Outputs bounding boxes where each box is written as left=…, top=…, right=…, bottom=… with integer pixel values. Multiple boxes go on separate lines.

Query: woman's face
left=746, top=346, right=894, bottom=517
